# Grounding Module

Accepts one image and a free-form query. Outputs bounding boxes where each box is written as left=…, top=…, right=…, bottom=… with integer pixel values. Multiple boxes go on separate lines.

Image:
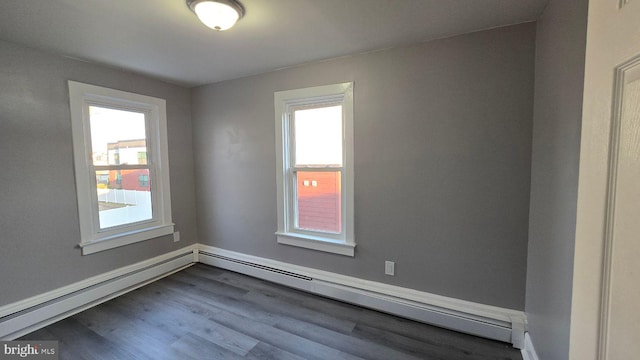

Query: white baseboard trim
left=196, top=244, right=527, bottom=349
left=0, top=242, right=526, bottom=349
left=521, top=332, right=539, bottom=360
left=0, top=245, right=197, bottom=340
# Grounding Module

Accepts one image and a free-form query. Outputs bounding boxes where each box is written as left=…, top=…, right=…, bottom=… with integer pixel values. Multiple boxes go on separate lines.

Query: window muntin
left=274, top=82, right=354, bottom=256
left=138, top=152, right=147, bottom=164
left=69, top=81, right=173, bottom=255
left=139, top=174, right=150, bottom=187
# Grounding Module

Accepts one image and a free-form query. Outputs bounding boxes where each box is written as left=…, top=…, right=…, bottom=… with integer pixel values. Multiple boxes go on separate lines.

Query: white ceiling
left=0, top=0, right=547, bottom=87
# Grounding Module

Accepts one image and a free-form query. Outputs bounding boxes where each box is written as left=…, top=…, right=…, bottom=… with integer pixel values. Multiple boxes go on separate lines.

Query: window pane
left=96, top=169, right=152, bottom=229
left=89, top=106, right=147, bottom=166
left=296, top=171, right=341, bottom=233
left=294, top=105, right=342, bottom=166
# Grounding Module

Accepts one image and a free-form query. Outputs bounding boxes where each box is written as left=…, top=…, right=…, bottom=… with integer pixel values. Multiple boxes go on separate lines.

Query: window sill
left=276, top=232, right=355, bottom=257
left=79, top=224, right=174, bottom=255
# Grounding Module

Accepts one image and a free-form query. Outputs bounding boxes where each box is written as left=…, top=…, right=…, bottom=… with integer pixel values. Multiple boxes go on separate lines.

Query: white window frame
left=274, top=82, right=355, bottom=256
left=68, top=81, right=174, bottom=255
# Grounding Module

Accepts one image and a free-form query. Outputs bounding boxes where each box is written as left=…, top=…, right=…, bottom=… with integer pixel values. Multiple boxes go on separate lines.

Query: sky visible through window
left=89, top=106, right=146, bottom=155
left=294, top=105, right=342, bottom=166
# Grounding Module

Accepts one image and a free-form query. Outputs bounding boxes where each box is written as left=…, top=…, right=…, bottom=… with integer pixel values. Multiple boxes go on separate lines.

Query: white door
left=601, top=56, right=640, bottom=359
left=571, top=1, right=640, bottom=359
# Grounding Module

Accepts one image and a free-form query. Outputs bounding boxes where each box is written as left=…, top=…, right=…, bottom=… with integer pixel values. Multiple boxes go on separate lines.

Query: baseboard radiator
left=0, top=245, right=525, bottom=348
left=200, top=252, right=312, bottom=281
left=0, top=247, right=195, bottom=340
left=197, top=247, right=526, bottom=349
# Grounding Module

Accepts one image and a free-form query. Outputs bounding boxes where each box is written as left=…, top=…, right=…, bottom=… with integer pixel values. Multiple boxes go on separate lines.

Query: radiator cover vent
left=198, top=251, right=313, bottom=281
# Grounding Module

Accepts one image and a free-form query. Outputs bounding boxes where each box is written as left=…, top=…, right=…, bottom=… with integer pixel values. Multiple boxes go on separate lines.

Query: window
left=69, top=81, right=173, bottom=255
left=137, top=151, right=147, bottom=164
left=274, top=82, right=355, bottom=256
left=139, top=174, right=149, bottom=187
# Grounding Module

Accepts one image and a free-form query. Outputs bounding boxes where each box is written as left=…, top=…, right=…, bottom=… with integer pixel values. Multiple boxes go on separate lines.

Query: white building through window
left=68, top=81, right=173, bottom=255
left=274, top=82, right=355, bottom=256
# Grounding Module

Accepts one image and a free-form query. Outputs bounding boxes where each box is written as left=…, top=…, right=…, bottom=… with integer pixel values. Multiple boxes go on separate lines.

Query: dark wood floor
left=21, top=264, right=522, bottom=360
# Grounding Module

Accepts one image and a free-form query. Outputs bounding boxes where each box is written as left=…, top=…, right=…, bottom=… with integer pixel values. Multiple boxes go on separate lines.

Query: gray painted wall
left=0, top=40, right=198, bottom=306
left=525, top=0, right=588, bottom=358
left=192, top=23, right=535, bottom=310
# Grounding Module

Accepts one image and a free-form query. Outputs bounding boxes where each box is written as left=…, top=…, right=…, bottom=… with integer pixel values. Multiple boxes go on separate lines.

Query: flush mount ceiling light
left=187, top=0, right=245, bottom=31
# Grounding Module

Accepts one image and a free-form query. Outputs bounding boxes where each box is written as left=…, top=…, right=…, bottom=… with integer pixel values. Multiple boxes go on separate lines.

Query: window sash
left=91, top=167, right=157, bottom=231
left=287, top=167, right=343, bottom=237
left=289, top=101, right=344, bottom=168
left=84, top=102, right=153, bottom=166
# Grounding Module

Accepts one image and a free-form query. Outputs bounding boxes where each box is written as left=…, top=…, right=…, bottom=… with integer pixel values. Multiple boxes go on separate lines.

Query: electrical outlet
left=385, top=261, right=395, bottom=276
left=173, top=231, right=180, bottom=242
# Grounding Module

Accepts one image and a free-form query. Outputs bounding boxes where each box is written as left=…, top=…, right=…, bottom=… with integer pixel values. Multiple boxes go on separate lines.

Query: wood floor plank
left=149, top=278, right=281, bottom=326
left=245, top=342, right=306, bottom=360
left=133, top=283, right=363, bottom=359
left=204, top=308, right=366, bottom=360
left=72, top=305, right=180, bottom=360
left=348, top=307, right=518, bottom=358
left=110, top=284, right=260, bottom=356
left=170, top=332, right=247, bottom=360
left=352, top=322, right=520, bottom=360
left=20, top=327, right=84, bottom=360
left=98, top=292, right=193, bottom=340
left=39, top=317, right=149, bottom=360
left=19, top=264, right=522, bottom=360
left=272, top=312, right=424, bottom=360
left=241, top=288, right=358, bottom=334
left=170, top=269, right=251, bottom=298
left=177, top=265, right=358, bottom=335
